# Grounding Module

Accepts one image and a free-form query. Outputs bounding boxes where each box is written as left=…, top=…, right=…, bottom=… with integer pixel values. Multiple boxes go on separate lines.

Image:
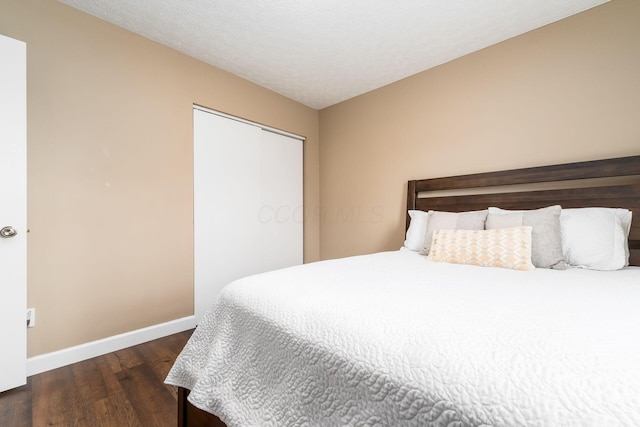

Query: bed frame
left=178, top=154, right=640, bottom=426
left=177, top=388, right=227, bottom=427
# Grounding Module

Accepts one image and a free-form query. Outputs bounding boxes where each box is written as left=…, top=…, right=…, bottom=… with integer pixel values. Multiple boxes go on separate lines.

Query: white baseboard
left=27, top=315, right=196, bottom=376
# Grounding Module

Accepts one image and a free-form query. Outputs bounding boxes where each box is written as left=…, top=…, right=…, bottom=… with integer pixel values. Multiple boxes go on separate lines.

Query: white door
left=193, top=107, right=303, bottom=322
left=0, top=34, right=27, bottom=392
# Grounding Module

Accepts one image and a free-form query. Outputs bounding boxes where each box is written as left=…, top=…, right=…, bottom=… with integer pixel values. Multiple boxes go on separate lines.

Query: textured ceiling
left=59, top=0, right=609, bottom=110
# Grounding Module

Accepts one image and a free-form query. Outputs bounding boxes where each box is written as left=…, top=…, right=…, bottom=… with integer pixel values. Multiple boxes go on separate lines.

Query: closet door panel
left=259, top=131, right=303, bottom=272
left=194, top=110, right=262, bottom=321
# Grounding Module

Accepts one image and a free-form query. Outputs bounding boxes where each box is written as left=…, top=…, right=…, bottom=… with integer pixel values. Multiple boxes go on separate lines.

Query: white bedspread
left=166, top=250, right=640, bottom=426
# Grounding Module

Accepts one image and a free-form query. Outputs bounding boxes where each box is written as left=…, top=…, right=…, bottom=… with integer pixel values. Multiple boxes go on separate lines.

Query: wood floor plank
left=0, top=330, right=193, bottom=427
left=0, top=378, right=32, bottom=427
left=87, top=391, right=141, bottom=427
left=96, top=356, right=127, bottom=396
left=31, top=365, right=89, bottom=426
left=116, top=363, right=178, bottom=426
left=138, top=331, right=192, bottom=397
left=102, top=346, right=144, bottom=374
left=71, top=357, right=108, bottom=404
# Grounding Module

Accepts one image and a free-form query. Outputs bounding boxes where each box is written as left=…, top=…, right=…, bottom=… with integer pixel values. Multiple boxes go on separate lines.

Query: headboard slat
left=415, top=155, right=640, bottom=192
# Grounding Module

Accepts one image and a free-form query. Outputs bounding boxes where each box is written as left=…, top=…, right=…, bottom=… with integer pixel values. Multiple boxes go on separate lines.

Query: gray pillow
left=486, top=205, right=566, bottom=270
left=421, top=210, right=488, bottom=255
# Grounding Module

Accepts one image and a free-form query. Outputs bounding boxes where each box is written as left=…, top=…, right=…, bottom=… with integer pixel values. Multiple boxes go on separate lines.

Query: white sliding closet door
left=194, top=108, right=303, bottom=322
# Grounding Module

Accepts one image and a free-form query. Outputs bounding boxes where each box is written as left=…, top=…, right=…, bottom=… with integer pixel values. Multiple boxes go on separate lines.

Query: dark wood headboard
left=407, top=155, right=640, bottom=266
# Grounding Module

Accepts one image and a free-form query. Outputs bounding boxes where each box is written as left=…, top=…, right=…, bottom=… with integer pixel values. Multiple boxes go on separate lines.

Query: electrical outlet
left=27, top=308, right=35, bottom=328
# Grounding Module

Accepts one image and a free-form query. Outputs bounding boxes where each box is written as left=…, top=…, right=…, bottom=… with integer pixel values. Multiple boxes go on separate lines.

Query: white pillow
left=560, top=208, right=631, bottom=270
left=404, top=210, right=429, bottom=251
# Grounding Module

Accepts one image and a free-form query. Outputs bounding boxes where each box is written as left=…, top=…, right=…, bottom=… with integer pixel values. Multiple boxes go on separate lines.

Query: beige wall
left=0, top=0, right=319, bottom=357
left=2, top=0, right=639, bottom=358
left=319, top=0, right=640, bottom=260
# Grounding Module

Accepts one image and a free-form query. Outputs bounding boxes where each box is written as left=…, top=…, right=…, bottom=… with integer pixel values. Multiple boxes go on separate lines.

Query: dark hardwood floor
left=0, top=329, right=193, bottom=427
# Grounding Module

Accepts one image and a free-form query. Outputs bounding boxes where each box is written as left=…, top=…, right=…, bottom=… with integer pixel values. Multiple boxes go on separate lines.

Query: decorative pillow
left=486, top=205, right=566, bottom=270
left=429, top=226, right=535, bottom=271
left=421, top=210, right=488, bottom=255
left=404, top=210, right=429, bottom=251
left=560, top=208, right=631, bottom=270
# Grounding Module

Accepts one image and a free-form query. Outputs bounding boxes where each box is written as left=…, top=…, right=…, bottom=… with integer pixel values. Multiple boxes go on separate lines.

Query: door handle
left=0, top=226, right=17, bottom=238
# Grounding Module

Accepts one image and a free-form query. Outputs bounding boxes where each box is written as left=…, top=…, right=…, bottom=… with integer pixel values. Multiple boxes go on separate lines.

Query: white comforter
left=165, top=250, right=640, bottom=426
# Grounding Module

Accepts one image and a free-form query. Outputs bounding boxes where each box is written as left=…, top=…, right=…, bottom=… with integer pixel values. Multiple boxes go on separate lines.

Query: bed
left=166, top=155, right=640, bottom=427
